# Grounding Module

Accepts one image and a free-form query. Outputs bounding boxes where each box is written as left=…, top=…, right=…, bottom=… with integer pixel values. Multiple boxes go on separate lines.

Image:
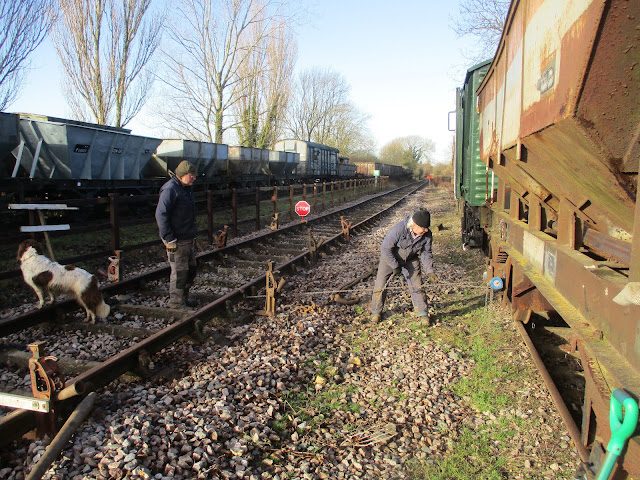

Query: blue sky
left=9, top=0, right=482, bottom=164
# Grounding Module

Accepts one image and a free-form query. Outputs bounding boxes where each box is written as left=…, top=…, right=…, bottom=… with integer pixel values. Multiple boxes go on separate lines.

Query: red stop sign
left=295, top=200, right=311, bottom=217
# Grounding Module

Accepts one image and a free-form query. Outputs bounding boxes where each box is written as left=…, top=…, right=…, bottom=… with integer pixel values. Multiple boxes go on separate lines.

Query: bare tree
left=52, top=0, right=162, bottom=127
left=285, top=67, right=374, bottom=154
left=327, top=103, right=375, bottom=156
left=234, top=20, right=296, bottom=148
left=286, top=67, right=348, bottom=142
left=159, top=0, right=295, bottom=144
left=451, top=0, right=510, bottom=61
left=0, top=0, right=55, bottom=111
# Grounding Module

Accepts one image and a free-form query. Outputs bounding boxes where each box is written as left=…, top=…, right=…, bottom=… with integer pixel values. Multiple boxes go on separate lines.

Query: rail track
left=0, top=183, right=422, bottom=448
left=0, top=185, right=586, bottom=479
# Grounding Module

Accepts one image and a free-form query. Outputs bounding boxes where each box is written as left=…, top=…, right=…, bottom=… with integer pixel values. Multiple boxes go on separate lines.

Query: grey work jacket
left=380, top=215, right=434, bottom=273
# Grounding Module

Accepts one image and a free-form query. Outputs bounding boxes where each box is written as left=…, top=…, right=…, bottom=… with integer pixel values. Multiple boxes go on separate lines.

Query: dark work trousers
left=370, top=256, right=428, bottom=314
left=168, top=239, right=197, bottom=306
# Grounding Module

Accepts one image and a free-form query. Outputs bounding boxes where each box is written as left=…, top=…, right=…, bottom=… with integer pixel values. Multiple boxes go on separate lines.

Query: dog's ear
left=17, top=241, right=28, bottom=260
left=17, top=239, right=44, bottom=259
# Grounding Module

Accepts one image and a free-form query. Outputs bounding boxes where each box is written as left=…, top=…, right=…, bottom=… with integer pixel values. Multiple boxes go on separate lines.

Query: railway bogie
left=455, top=0, right=640, bottom=477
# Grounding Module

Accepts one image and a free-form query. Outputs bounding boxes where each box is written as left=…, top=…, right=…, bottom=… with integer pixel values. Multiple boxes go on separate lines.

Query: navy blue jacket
left=155, top=176, right=197, bottom=243
left=380, top=215, right=434, bottom=273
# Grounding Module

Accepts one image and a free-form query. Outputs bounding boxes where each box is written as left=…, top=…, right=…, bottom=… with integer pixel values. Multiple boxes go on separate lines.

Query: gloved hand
left=427, top=272, right=438, bottom=283
left=392, top=267, right=402, bottom=275
left=164, top=239, right=177, bottom=252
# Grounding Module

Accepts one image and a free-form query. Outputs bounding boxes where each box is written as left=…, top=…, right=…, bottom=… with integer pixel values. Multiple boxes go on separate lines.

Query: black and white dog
left=17, top=239, right=110, bottom=323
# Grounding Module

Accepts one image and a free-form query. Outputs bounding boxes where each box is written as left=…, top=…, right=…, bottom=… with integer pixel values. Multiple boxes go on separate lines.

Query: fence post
left=322, top=182, right=326, bottom=211
left=232, top=188, right=238, bottom=236
left=109, top=193, right=120, bottom=251
left=207, top=190, right=214, bottom=244
left=272, top=186, right=278, bottom=218
left=313, top=183, right=317, bottom=210
left=302, top=183, right=307, bottom=201
left=289, top=184, right=294, bottom=220
left=255, top=187, right=261, bottom=230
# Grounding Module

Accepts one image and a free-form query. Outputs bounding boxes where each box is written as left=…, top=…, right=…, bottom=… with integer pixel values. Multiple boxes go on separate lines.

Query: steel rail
left=513, top=313, right=592, bottom=467
left=0, top=184, right=422, bottom=446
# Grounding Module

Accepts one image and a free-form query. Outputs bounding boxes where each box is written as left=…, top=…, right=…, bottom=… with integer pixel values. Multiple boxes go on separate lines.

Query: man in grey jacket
left=155, top=161, right=198, bottom=308
left=370, top=210, right=437, bottom=323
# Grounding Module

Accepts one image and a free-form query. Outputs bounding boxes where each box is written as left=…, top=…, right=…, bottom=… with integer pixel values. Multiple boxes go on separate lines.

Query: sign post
left=295, top=200, right=310, bottom=222
left=9, top=203, right=78, bottom=261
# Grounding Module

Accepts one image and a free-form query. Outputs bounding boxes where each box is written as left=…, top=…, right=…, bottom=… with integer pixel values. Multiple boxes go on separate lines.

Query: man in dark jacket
left=155, top=160, right=198, bottom=308
left=370, top=210, right=437, bottom=323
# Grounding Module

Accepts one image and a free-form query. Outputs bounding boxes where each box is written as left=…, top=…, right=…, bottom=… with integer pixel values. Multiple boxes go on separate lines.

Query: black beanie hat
left=413, top=210, right=430, bottom=228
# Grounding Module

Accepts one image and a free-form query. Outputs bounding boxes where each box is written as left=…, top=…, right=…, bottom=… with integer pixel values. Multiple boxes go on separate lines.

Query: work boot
left=371, top=313, right=381, bottom=323
left=184, top=289, right=198, bottom=308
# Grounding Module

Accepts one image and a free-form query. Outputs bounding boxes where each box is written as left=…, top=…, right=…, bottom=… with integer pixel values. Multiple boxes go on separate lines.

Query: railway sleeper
left=215, top=266, right=264, bottom=276
left=237, top=252, right=290, bottom=263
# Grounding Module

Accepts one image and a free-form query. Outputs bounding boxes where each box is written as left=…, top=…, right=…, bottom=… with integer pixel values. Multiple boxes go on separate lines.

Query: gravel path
left=0, top=187, right=581, bottom=479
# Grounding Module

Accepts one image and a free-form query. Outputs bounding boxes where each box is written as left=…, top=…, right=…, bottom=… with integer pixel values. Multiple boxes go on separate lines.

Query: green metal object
left=596, top=388, right=639, bottom=480
left=454, top=59, right=494, bottom=207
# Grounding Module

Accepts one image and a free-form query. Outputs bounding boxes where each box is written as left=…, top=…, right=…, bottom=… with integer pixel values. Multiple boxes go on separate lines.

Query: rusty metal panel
left=479, top=0, right=636, bottom=239
left=480, top=0, right=599, bottom=155
left=520, top=1, right=598, bottom=131
left=511, top=265, right=555, bottom=311
left=577, top=0, right=640, bottom=174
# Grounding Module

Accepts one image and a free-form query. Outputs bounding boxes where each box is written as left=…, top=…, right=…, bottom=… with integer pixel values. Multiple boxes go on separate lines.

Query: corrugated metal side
left=12, top=118, right=161, bottom=180
left=457, top=60, right=492, bottom=207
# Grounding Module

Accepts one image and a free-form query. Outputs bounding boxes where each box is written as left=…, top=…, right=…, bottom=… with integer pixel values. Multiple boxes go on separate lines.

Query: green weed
left=406, top=426, right=507, bottom=480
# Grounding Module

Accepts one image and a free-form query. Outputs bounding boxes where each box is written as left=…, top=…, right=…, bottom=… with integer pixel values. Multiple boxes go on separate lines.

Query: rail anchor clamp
left=25, top=341, right=65, bottom=436
left=258, top=262, right=286, bottom=316
left=213, top=225, right=229, bottom=249
left=307, top=229, right=324, bottom=263
left=341, top=216, right=353, bottom=242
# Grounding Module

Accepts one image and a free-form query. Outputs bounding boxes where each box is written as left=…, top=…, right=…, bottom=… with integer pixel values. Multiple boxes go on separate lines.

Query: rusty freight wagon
left=455, top=0, right=640, bottom=477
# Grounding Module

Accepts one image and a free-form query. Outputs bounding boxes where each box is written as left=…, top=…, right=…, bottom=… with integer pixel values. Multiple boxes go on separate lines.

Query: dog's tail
left=96, top=302, right=110, bottom=319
